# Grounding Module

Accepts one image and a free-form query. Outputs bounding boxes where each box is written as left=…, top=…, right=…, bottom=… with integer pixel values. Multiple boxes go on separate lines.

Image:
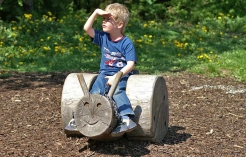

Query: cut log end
left=75, top=94, right=116, bottom=138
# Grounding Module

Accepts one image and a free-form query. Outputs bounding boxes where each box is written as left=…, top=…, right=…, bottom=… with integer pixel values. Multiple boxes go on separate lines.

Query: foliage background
left=0, top=0, right=246, bottom=81
left=1, top=0, right=246, bottom=22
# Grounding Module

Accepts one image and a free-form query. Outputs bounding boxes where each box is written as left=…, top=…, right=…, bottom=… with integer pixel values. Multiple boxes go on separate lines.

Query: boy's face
left=102, top=15, right=123, bottom=34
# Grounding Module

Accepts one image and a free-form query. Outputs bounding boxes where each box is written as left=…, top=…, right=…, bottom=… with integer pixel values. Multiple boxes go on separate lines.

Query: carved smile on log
left=83, top=101, right=100, bottom=125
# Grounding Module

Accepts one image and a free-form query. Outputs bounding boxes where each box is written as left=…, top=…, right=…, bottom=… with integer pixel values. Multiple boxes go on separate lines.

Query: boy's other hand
left=105, top=75, right=116, bottom=86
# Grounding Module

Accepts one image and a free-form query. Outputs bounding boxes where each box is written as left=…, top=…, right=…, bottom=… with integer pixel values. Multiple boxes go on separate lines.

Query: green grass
left=189, top=49, right=246, bottom=81
left=0, top=11, right=246, bottom=81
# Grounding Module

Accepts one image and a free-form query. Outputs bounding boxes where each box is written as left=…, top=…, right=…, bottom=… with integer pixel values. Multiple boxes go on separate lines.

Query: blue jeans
left=90, top=71, right=135, bottom=118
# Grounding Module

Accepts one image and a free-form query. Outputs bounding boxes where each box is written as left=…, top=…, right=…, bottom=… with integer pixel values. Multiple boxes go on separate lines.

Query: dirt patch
left=0, top=71, right=245, bottom=156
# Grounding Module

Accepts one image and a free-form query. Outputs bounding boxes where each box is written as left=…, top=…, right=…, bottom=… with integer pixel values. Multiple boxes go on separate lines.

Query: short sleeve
left=91, top=29, right=103, bottom=47
left=124, top=41, right=137, bottom=63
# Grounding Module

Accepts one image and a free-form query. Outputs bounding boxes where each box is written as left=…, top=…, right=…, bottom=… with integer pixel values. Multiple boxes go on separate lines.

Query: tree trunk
left=23, top=0, right=34, bottom=12
left=0, top=0, right=3, bottom=5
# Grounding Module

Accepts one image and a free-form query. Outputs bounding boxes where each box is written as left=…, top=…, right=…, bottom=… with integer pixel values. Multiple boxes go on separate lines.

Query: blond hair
left=105, top=3, right=129, bottom=33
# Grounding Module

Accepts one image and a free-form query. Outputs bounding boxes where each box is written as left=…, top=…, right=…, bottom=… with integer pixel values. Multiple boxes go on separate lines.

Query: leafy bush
left=1, top=0, right=246, bottom=24
left=0, top=0, right=76, bottom=21
left=164, top=0, right=246, bottom=24
left=0, top=10, right=100, bottom=71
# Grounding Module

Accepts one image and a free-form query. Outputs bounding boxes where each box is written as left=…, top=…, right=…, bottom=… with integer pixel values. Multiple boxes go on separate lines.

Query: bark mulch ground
left=0, top=71, right=245, bottom=157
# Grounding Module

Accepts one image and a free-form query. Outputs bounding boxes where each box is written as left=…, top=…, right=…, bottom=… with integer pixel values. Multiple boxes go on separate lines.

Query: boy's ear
left=117, top=22, right=124, bottom=29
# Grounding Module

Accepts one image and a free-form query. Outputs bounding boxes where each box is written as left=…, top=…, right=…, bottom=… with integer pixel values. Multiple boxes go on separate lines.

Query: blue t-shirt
left=92, top=30, right=137, bottom=72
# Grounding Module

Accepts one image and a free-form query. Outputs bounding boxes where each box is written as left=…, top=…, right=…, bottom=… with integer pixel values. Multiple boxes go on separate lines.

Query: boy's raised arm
left=83, top=9, right=111, bottom=38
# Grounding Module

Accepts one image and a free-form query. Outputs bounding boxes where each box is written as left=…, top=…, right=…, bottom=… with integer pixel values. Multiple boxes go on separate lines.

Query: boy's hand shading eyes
left=96, top=9, right=111, bottom=18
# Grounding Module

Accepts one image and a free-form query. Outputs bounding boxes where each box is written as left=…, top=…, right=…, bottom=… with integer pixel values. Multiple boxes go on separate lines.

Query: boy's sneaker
left=111, top=118, right=137, bottom=137
left=64, top=118, right=78, bottom=134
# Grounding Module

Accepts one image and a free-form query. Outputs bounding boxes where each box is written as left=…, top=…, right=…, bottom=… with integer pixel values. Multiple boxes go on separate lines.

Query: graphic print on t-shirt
left=103, top=47, right=125, bottom=68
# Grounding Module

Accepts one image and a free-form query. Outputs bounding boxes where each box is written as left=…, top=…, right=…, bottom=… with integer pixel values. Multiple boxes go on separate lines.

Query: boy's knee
left=90, top=88, right=103, bottom=95
left=113, top=88, right=123, bottom=96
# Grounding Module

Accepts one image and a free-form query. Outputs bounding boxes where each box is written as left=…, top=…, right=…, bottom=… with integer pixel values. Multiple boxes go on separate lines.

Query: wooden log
left=61, top=73, right=169, bottom=142
left=61, top=73, right=98, bottom=135
left=126, top=75, right=169, bottom=142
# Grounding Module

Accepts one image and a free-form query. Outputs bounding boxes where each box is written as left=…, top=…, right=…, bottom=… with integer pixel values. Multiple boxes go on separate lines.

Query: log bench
left=61, top=72, right=169, bottom=142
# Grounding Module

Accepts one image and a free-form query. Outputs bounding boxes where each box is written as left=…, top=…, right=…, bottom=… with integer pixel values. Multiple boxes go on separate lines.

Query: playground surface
left=1, top=71, right=245, bottom=156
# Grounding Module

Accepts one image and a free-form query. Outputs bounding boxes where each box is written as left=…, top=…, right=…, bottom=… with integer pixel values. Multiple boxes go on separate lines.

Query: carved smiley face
left=75, top=94, right=114, bottom=137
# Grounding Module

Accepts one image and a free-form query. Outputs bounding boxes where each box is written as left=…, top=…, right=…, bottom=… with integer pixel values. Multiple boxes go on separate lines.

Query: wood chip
left=206, top=129, right=213, bottom=135
left=234, top=145, right=244, bottom=149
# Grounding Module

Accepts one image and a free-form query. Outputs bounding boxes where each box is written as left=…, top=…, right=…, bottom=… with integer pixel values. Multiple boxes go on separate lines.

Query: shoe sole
left=111, top=125, right=137, bottom=137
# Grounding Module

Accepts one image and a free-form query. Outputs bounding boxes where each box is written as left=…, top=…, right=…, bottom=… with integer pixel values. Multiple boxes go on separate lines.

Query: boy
left=84, top=3, right=137, bottom=137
